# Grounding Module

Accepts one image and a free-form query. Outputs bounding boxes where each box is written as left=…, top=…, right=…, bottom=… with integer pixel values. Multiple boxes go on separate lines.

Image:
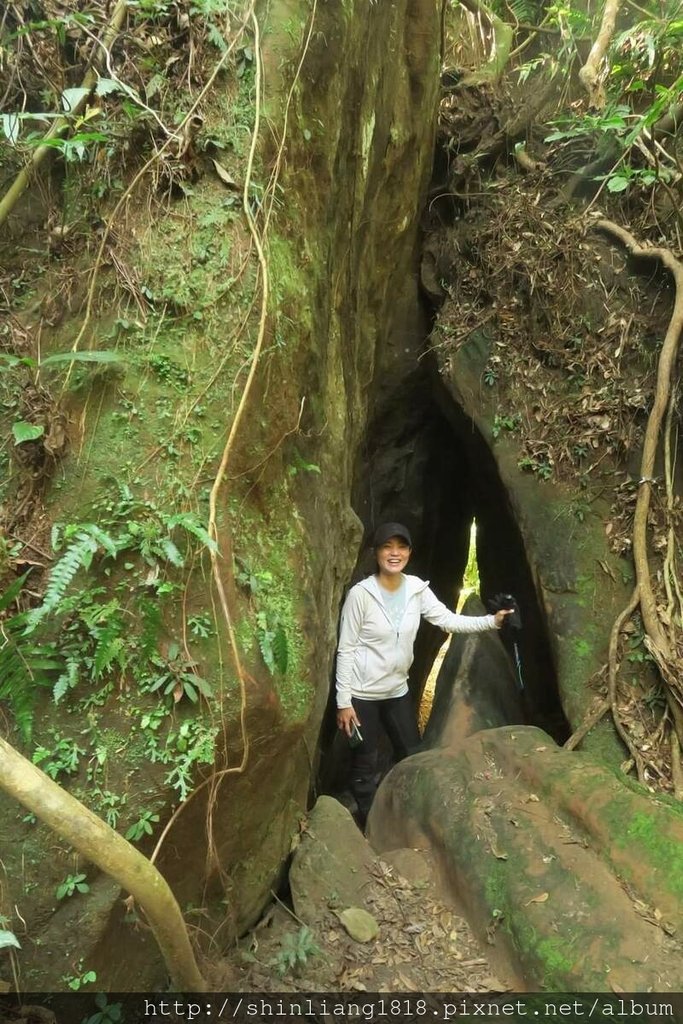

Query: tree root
left=594, top=219, right=683, bottom=662
left=607, top=587, right=647, bottom=782
left=0, top=737, right=206, bottom=990
left=584, top=219, right=683, bottom=786
left=564, top=693, right=609, bottom=751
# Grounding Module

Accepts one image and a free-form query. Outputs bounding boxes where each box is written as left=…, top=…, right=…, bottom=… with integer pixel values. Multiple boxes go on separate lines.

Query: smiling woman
left=335, top=522, right=511, bottom=827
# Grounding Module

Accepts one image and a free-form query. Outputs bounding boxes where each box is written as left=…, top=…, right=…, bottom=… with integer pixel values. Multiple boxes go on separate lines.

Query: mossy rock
left=369, top=726, right=683, bottom=991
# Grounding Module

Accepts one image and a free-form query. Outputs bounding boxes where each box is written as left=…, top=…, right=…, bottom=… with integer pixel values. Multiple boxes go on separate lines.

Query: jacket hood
left=358, top=574, right=429, bottom=601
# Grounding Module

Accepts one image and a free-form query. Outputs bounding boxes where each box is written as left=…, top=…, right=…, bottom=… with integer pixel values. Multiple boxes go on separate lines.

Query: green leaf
left=0, top=929, right=21, bottom=950
left=182, top=680, right=198, bottom=702
left=12, top=421, right=44, bottom=445
left=0, top=353, right=35, bottom=369
left=40, top=350, right=123, bottom=368
left=606, top=174, right=630, bottom=193
left=0, top=572, right=29, bottom=613
left=61, top=86, right=90, bottom=112
left=159, top=537, right=184, bottom=567
left=193, top=676, right=214, bottom=699
left=167, top=512, right=217, bottom=551
left=95, top=77, right=122, bottom=97
left=2, top=113, right=20, bottom=145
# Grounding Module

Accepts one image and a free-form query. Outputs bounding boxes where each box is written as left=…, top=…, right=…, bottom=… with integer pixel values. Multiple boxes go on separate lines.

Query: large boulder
left=369, top=726, right=683, bottom=991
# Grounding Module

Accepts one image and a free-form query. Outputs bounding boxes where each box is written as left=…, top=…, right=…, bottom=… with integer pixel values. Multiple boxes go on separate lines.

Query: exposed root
left=564, top=692, right=609, bottom=751
left=594, top=219, right=683, bottom=668
left=608, top=587, right=646, bottom=783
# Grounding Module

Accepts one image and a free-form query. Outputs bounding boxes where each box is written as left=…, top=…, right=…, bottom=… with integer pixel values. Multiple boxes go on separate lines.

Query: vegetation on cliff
left=431, top=0, right=682, bottom=791
left=0, top=0, right=681, bottom=992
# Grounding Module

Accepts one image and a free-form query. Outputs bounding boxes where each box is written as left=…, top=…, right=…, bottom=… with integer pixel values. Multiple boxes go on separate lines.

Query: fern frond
left=53, top=657, right=79, bottom=704
left=0, top=605, right=60, bottom=740
left=93, top=627, right=126, bottom=677
left=159, top=537, right=184, bottom=567
left=83, top=524, right=120, bottom=559
left=25, top=532, right=99, bottom=629
left=167, top=512, right=217, bottom=551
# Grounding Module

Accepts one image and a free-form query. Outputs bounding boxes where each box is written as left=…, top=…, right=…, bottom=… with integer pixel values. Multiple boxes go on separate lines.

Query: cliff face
left=0, top=0, right=443, bottom=989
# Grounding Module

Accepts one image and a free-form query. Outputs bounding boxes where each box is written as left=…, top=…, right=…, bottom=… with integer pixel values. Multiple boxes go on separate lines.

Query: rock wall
left=0, top=0, right=444, bottom=989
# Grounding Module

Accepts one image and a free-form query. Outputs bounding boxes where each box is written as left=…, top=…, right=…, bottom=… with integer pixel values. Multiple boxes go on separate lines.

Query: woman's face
left=376, top=537, right=411, bottom=576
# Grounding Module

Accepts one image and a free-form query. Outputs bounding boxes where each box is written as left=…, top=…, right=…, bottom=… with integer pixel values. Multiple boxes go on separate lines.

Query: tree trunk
left=0, top=737, right=207, bottom=991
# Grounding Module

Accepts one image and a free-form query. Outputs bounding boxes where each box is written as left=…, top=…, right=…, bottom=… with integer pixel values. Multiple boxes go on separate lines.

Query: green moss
left=616, top=811, right=683, bottom=900
left=230, top=488, right=312, bottom=721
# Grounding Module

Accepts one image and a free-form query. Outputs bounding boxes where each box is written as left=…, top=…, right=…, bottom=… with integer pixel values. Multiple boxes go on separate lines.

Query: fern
left=53, top=657, right=79, bottom=704
left=139, top=598, right=162, bottom=657
left=158, top=537, right=184, bottom=567
left=256, top=613, right=288, bottom=676
left=25, top=525, right=118, bottom=630
left=256, top=612, right=275, bottom=674
left=93, top=625, right=126, bottom=677
left=0, top=576, right=61, bottom=740
left=166, top=512, right=217, bottom=552
left=507, top=0, right=538, bottom=23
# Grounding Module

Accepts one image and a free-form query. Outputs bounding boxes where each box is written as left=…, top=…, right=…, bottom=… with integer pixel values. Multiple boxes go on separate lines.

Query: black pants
left=350, top=693, right=421, bottom=825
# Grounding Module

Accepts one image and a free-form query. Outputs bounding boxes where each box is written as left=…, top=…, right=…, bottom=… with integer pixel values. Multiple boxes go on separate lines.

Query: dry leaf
left=525, top=892, right=549, bottom=906
left=527, top=793, right=540, bottom=802
left=212, top=159, right=239, bottom=189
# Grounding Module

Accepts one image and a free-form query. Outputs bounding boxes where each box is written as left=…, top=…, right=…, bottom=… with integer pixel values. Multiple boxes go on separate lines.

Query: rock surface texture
left=369, top=726, right=683, bottom=990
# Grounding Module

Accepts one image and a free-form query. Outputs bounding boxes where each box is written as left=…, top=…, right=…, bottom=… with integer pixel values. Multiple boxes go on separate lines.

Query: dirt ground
left=207, top=797, right=516, bottom=994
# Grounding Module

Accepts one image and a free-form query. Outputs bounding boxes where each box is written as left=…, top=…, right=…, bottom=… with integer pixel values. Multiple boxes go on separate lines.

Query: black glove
left=488, top=593, right=522, bottom=630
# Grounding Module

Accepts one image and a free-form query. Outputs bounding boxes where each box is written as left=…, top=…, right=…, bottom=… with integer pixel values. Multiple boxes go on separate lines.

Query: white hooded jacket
left=335, top=574, right=496, bottom=708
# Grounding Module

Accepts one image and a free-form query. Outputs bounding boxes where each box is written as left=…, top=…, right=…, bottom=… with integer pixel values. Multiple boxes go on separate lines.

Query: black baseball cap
left=372, top=522, right=412, bottom=548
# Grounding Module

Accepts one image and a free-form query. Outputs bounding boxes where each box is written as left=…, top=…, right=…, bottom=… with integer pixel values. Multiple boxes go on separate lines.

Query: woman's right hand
left=337, top=706, right=360, bottom=736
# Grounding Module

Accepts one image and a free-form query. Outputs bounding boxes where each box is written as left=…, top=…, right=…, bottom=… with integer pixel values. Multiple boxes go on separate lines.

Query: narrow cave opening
left=318, top=351, right=570, bottom=806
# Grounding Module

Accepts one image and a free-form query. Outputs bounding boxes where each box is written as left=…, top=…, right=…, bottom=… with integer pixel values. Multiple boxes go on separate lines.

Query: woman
left=335, top=522, right=511, bottom=825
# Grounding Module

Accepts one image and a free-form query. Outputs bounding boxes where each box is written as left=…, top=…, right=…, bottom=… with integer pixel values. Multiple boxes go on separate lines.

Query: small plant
left=33, top=734, right=86, bottom=779
left=256, top=612, right=288, bottom=676
left=56, top=873, right=90, bottom=899
left=0, top=574, right=62, bottom=740
left=518, top=454, right=553, bottom=481
left=0, top=928, right=20, bottom=951
left=62, top=962, right=97, bottom=990
left=287, top=448, right=321, bottom=477
left=492, top=413, right=520, bottom=439
left=84, top=993, right=124, bottom=1024
left=148, top=643, right=214, bottom=704
left=125, top=809, right=160, bottom=842
left=187, top=613, right=213, bottom=638
left=483, top=365, right=499, bottom=387
left=271, top=926, right=320, bottom=976
left=93, top=788, right=126, bottom=828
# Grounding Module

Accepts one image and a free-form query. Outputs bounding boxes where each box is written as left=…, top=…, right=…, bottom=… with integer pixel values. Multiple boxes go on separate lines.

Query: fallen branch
left=0, top=736, right=206, bottom=991
left=0, top=0, right=129, bottom=231
left=564, top=693, right=609, bottom=751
